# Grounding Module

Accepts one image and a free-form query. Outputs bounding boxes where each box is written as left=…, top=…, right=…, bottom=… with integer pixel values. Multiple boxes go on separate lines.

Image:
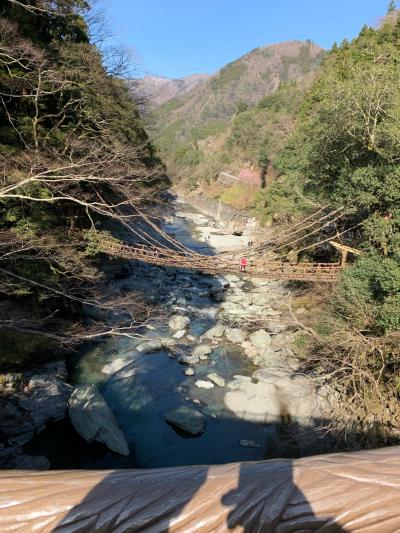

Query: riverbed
left=25, top=198, right=325, bottom=468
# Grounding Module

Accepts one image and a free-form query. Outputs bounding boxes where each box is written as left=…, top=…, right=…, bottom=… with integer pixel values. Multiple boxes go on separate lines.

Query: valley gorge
left=2, top=1, right=400, bottom=531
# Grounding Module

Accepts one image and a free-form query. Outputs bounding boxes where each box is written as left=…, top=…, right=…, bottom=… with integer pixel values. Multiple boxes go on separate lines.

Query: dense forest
left=269, top=10, right=400, bottom=437
left=0, top=0, right=166, bottom=367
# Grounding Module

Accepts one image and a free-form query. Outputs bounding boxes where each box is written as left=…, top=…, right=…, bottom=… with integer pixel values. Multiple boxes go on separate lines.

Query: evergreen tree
left=388, top=0, right=396, bottom=13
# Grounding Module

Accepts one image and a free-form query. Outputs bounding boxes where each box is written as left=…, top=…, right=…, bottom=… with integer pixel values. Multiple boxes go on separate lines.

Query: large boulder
left=0, top=400, right=35, bottom=445
left=224, top=381, right=281, bottom=423
left=165, top=406, right=206, bottom=435
left=225, top=328, right=246, bottom=344
left=225, top=368, right=320, bottom=426
left=207, top=373, right=225, bottom=387
left=168, top=315, right=190, bottom=330
left=203, top=324, right=226, bottom=339
left=17, top=362, right=72, bottom=432
left=249, top=329, right=271, bottom=349
left=192, top=345, right=212, bottom=358
left=68, top=385, right=129, bottom=456
left=275, top=374, right=320, bottom=426
left=136, top=340, right=162, bottom=354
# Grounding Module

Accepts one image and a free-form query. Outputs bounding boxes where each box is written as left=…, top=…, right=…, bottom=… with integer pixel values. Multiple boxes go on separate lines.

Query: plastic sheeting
left=1, top=446, right=400, bottom=531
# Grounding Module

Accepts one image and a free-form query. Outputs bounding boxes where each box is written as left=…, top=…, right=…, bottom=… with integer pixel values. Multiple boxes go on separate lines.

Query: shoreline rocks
left=0, top=361, right=72, bottom=469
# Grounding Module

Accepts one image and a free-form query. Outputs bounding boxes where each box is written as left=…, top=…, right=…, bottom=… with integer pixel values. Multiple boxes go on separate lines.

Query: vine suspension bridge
left=101, top=206, right=358, bottom=283
left=102, top=240, right=342, bottom=282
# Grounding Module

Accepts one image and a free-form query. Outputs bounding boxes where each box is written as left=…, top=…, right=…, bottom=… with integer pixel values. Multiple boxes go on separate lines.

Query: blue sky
left=106, top=0, right=394, bottom=78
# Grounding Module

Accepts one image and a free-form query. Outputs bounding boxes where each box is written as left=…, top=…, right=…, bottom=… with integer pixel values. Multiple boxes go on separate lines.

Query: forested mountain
left=0, top=0, right=165, bottom=366
left=146, top=40, right=325, bottom=185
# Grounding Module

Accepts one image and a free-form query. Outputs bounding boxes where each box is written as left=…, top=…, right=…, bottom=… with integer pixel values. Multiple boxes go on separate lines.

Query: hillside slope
left=146, top=40, right=325, bottom=192
left=149, top=41, right=324, bottom=144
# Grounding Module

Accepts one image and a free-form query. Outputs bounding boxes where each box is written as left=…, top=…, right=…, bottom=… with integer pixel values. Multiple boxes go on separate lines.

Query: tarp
left=1, top=446, right=400, bottom=531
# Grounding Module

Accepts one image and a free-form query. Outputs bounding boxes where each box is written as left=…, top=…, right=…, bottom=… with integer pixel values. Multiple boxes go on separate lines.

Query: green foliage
left=253, top=174, right=313, bottom=224
left=280, top=44, right=324, bottom=83
left=235, top=101, right=248, bottom=114
left=83, top=229, right=117, bottom=256
left=339, top=255, right=400, bottom=333
left=275, top=13, right=400, bottom=336
left=257, top=82, right=303, bottom=113
left=190, top=121, right=226, bottom=141
left=0, top=0, right=90, bottom=47
left=227, top=82, right=306, bottom=165
left=0, top=330, right=60, bottom=369
left=147, top=41, right=324, bottom=182
left=173, top=145, right=202, bottom=166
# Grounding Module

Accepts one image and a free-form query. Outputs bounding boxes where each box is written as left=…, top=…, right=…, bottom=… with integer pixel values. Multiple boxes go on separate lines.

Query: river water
left=26, top=200, right=296, bottom=469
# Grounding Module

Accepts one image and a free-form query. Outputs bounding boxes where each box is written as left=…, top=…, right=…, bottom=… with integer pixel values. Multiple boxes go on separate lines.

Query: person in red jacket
left=240, top=257, right=248, bottom=272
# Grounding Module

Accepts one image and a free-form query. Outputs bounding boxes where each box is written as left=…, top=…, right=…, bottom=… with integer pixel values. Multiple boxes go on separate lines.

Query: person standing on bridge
left=240, top=257, right=248, bottom=273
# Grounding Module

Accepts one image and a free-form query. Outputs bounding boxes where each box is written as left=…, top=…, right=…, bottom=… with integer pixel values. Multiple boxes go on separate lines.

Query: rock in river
left=192, top=345, right=212, bottom=357
left=207, top=373, right=225, bottom=387
left=168, top=315, right=190, bottom=330
left=179, top=354, right=200, bottom=365
left=240, top=439, right=261, bottom=448
left=68, top=384, right=129, bottom=456
left=136, top=340, right=162, bottom=354
left=224, top=381, right=281, bottom=423
left=195, top=380, right=214, bottom=389
left=102, top=358, right=133, bottom=375
left=165, top=406, right=206, bottom=435
left=173, top=329, right=186, bottom=339
left=203, top=324, right=226, bottom=339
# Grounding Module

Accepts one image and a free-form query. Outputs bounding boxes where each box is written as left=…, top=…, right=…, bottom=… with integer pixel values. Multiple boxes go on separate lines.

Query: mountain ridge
left=144, top=39, right=326, bottom=185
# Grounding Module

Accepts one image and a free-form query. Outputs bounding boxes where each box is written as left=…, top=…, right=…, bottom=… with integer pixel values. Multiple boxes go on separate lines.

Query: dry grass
left=287, top=284, right=400, bottom=448
left=202, top=182, right=258, bottom=210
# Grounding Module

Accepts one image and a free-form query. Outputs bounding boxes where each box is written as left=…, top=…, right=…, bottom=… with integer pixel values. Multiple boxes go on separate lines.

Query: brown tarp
left=1, top=446, right=400, bottom=531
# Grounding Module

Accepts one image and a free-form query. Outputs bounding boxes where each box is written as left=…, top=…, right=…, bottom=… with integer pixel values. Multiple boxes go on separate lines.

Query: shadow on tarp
left=45, top=457, right=347, bottom=531
left=46, top=420, right=400, bottom=531
left=3, top=423, right=400, bottom=530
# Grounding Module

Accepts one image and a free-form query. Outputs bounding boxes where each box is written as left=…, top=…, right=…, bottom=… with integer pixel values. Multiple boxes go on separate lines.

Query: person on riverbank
left=240, top=257, right=248, bottom=272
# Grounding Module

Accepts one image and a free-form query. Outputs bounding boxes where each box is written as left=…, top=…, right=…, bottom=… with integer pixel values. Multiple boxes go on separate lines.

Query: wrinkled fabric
left=1, top=446, right=400, bottom=531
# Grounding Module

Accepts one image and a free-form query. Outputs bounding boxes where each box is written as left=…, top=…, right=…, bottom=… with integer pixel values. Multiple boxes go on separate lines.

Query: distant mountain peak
left=135, top=73, right=210, bottom=106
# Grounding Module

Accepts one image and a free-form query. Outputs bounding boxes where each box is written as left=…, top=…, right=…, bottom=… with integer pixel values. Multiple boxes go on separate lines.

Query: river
left=25, top=198, right=320, bottom=468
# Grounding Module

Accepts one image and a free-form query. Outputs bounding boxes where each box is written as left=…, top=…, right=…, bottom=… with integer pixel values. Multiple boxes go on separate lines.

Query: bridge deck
left=101, top=241, right=341, bottom=282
